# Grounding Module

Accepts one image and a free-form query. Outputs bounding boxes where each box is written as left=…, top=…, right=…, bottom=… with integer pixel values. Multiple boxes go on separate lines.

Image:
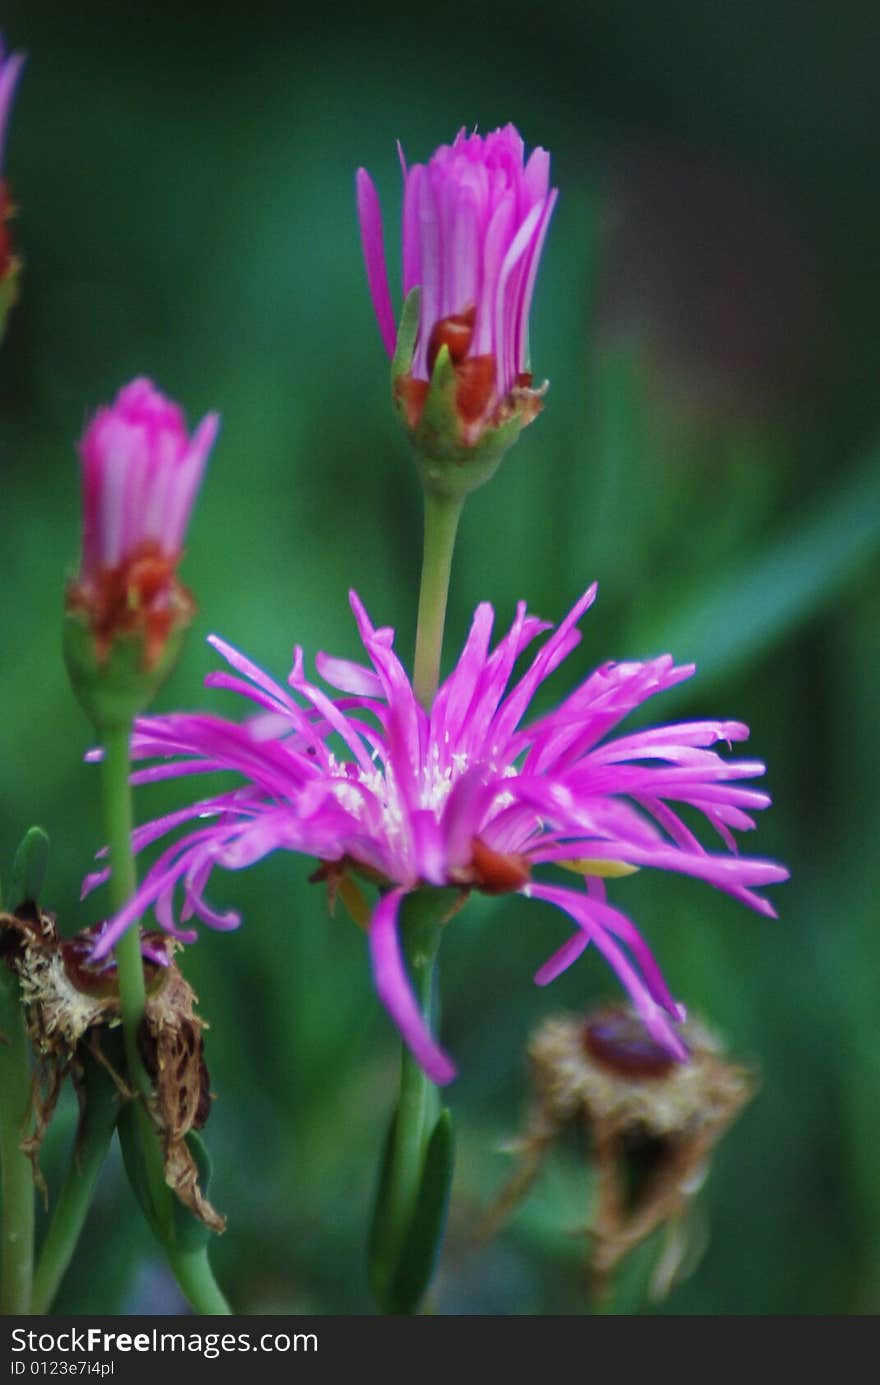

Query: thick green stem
left=165, top=1245, right=231, bottom=1316
left=0, top=966, right=34, bottom=1314
left=413, top=492, right=464, bottom=709
left=31, top=1054, right=119, bottom=1314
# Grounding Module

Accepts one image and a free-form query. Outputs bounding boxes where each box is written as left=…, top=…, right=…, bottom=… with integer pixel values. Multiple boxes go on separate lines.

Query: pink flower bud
left=0, top=36, right=25, bottom=283
left=357, top=125, right=557, bottom=441
left=67, top=378, right=218, bottom=665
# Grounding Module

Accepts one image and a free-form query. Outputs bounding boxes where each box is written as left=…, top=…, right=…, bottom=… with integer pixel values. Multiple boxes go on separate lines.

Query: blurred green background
left=1, top=0, right=878, bottom=1314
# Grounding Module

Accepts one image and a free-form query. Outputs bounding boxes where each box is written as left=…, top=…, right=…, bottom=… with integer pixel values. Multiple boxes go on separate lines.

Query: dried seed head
left=0, top=909, right=223, bottom=1232
left=480, top=1004, right=756, bottom=1301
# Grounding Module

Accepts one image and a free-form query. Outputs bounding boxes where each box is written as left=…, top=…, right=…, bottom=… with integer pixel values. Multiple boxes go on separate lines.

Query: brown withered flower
left=0, top=908, right=223, bottom=1232
left=479, top=1005, right=755, bottom=1301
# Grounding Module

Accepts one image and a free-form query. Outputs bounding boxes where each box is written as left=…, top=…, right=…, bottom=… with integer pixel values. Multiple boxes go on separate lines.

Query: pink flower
left=0, top=36, right=25, bottom=279
left=357, top=125, right=557, bottom=437
left=0, top=37, right=23, bottom=172
left=88, top=587, right=787, bottom=1084
left=67, top=378, right=219, bottom=664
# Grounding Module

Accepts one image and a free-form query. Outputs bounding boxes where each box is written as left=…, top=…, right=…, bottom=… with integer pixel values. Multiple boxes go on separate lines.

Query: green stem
left=100, top=722, right=230, bottom=1315
left=101, top=726, right=171, bottom=1239
left=384, top=911, right=441, bottom=1256
left=370, top=889, right=455, bottom=1311
left=0, top=965, right=34, bottom=1314
left=165, top=1245, right=231, bottom=1316
left=413, top=492, right=464, bottom=709
left=101, top=727, right=148, bottom=1083
left=31, top=1053, right=119, bottom=1314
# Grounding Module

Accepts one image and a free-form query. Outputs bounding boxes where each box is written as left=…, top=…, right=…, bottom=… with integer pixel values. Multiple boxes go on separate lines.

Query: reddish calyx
left=395, top=305, right=541, bottom=440
left=452, top=837, right=531, bottom=895
left=66, top=539, right=194, bottom=667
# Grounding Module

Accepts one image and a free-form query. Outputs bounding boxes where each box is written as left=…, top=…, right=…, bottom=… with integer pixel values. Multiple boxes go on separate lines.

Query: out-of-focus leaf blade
left=634, top=440, right=880, bottom=685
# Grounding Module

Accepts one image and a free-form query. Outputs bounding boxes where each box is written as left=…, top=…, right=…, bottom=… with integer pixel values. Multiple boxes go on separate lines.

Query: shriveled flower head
left=88, top=587, right=787, bottom=1084
left=66, top=378, right=219, bottom=666
left=357, top=125, right=557, bottom=452
left=0, top=36, right=25, bottom=282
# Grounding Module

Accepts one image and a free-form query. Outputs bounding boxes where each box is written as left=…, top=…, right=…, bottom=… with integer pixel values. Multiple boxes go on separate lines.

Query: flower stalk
left=163, top=1246, right=232, bottom=1317
left=413, top=492, right=463, bottom=709
left=100, top=724, right=170, bottom=1222
left=100, top=722, right=230, bottom=1315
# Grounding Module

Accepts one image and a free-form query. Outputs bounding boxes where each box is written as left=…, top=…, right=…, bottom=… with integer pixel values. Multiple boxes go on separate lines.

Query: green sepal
left=63, top=613, right=188, bottom=733
left=398, top=342, right=533, bottom=504
left=391, top=287, right=421, bottom=382
left=0, top=261, right=20, bottom=346
left=389, top=1107, right=455, bottom=1314
left=9, top=826, right=50, bottom=910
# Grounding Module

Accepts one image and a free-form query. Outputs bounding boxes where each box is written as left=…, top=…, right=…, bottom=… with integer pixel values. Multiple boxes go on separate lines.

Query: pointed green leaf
left=116, top=1101, right=165, bottom=1244
left=389, top=1107, right=455, bottom=1314
left=367, top=1106, right=398, bottom=1306
left=10, top=826, right=49, bottom=909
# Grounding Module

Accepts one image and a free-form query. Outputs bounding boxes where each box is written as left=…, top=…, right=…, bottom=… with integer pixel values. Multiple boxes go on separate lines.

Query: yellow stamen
left=556, top=858, right=639, bottom=879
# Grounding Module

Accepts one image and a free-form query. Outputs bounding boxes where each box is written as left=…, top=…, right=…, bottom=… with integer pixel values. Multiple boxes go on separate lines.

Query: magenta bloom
left=357, top=125, right=557, bottom=427
left=67, top=378, right=219, bottom=662
left=88, top=587, right=787, bottom=1083
left=0, top=36, right=25, bottom=279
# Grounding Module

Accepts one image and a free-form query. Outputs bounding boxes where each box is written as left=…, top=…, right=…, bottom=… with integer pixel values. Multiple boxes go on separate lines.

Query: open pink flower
left=67, top=378, right=219, bottom=663
left=88, top=587, right=787, bottom=1083
left=357, top=125, right=557, bottom=434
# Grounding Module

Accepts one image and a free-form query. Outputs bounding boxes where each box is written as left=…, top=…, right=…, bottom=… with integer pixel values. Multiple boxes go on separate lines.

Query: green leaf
left=116, top=1101, right=165, bottom=1245
left=10, top=826, right=50, bottom=909
left=366, top=1106, right=398, bottom=1305
left=389, top=1108, right=455, bottom=1314
left=632, top=437, right=880, bottom=690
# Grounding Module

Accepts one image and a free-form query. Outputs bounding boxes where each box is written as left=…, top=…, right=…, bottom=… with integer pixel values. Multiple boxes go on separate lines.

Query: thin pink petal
left=356, top=167, right=397, bottom=358
left=369, top=888, right=456, bottom=1085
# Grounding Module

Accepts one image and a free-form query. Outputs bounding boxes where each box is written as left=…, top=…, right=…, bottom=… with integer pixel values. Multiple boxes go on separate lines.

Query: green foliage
left=9, top=826, right=50, bottom=909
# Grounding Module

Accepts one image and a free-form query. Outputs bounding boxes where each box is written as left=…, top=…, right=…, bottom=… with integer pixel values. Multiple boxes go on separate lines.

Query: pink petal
left=369, top=888, right=457, bottom=1085
left=356, top=167, right=397, bottom=358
